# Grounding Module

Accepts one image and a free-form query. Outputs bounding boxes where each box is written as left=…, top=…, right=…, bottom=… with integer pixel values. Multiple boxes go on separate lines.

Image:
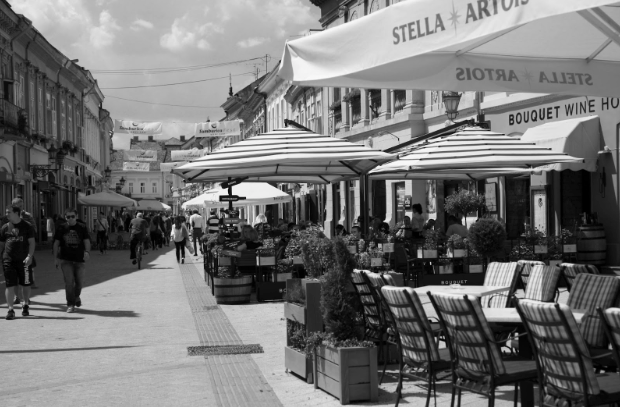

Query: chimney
left=148, top=135, right=154, bottom=142
left=133, top=136, right=139, bottom=141
left=180, top=135, right=185, bottom=141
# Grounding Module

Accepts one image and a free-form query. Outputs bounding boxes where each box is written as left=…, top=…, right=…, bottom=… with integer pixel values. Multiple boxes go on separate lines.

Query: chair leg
left=489, top=388, right=495, bottom=407
left=380, top=340, right=388, bottom=384
left=457, top=388, right=462, bottom=407
left=450, top=384, right=456, bottom=407
left=513, top=383, right=518, bottom=407
left=395, top=370, right=403, bottom=407
left=425, top=375, right=432, bottom=407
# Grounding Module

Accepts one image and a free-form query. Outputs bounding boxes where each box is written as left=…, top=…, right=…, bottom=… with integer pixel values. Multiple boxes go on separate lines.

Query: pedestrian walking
left=1, top=206, right=35, bottom=320
left=53, top=207, right=91, bottom=313
left=12, top=197, right=38, bottom=295
left=149, top=215, right=163, bottom=251
left=95, top=212, right=109, bottom=254
left=189, top=209, right=204, bottom=256
left=162, top=212, right=172, bottom=246
left=171, top=216, right=189, bottom=263
left=129, top=212, right=148, bottom=265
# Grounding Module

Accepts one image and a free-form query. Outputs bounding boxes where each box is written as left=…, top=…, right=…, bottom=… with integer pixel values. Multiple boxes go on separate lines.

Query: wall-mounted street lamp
left=442, top=91, right=462, bottom=122
left=103, top=166, right=112, bottom=180
left=119, top=176, right=126, bottom=187
left=30, top=144, right=67, bottom=179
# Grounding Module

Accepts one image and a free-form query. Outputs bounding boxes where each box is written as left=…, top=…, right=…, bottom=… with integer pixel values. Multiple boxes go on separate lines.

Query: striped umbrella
left=369, top=127, right=584, bottom=178
left=173, top=127, right=394, bottom=183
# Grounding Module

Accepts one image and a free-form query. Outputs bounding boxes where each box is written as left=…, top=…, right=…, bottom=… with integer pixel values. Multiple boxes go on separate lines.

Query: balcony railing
left=0, top=99, right=21, bottom=132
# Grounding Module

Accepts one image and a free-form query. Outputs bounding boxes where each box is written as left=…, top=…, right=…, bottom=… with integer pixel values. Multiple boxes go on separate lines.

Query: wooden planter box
left=417, top=249, right=438, bottom=258
left=284, top=279, right=323, bottom=383
left=256, top=273, right=293, bottom=303
left=448, top=249, right=467, bottom=258
left=314, top=345, right=378, bottom=404
left=285, top=346, right=313, bottom=383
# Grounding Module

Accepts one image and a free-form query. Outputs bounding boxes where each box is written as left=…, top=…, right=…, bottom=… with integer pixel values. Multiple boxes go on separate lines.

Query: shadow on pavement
left=0, top=345, right=138, bottom=354
left=0, top=247, right=175, bottom=307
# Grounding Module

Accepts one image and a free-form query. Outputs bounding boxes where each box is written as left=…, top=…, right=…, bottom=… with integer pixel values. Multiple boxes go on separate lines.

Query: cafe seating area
left=353, top=260, right=620, bottom=406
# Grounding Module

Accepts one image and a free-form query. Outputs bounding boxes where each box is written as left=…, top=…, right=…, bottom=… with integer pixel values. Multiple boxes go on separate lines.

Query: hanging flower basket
left=329, top=100, right=342, bottom=111
left=342, top=88, right=361, bottom=103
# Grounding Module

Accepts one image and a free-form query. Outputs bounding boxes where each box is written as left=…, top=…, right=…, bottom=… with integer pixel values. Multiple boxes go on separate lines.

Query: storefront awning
left=520, top=116, right=600, bottom=172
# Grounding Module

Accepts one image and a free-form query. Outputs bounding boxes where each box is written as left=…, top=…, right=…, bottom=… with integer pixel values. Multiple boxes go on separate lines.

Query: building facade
left=0, top=1, right=111, bottom=240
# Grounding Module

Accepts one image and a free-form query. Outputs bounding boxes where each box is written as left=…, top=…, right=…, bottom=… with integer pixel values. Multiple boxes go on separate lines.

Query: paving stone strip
left=179, top=258, right=283, bottom=407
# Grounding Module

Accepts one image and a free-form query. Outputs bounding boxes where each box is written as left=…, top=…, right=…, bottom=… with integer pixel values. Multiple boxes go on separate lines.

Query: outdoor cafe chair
left=482, top=262, right=520, bottom=308
left=516, top=260, right=545, bottom=292
left=351, top=270, right=389, bottom=375
left=381, top=286, right=451, bottom=407
left=364, top=271, right=400, bottom=384
left=522, top=265, right=562, bottom=303
left=567, top=273, right=620, bottom=349
left=597, top=307, right=620, bottom=371
left=428, top=292, right=537, bottom=407
left=394, top=245, right=418, bottom=286
left=516, top=299, right=620, bottom=407
left=560, top=263, right=600, bottom=292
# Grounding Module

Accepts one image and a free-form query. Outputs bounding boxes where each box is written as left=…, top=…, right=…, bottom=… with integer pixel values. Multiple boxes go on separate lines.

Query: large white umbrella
left=202, top=183, right=292, bottom=208
left=78, top=190, right=137, bottom=207
left=278, top=0, right=620, bottom=96
left=173, top=126, right=394, bottom=183
left=369, top=127, right=584, bottom=177
left=135, top=199, right=168, bottom=211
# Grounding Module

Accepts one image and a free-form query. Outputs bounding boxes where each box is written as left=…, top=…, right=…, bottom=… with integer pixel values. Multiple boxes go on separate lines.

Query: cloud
left=160, top=14, right=222, bottom=52
left=130, top=19, right=154, bottom=31
left=90, top=10, right=121, bottom=48
left=237, top=37, right=269, bottom=48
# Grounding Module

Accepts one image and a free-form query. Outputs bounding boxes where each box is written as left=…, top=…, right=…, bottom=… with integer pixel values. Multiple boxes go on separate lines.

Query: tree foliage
left=468, top=218, right=507, bottom=258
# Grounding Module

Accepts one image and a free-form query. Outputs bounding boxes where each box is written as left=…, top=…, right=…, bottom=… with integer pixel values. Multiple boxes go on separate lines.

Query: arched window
left=369, top=0, right=379, bottom=14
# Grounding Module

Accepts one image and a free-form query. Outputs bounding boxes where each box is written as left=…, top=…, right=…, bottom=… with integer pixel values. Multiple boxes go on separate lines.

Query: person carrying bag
left=171, top=216, right=190, bottom=263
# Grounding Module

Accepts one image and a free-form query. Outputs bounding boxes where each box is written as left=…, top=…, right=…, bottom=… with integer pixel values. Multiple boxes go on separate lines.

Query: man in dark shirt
left=1, top=206, right=35, bottom=320
left=129, top=212, right=149, bottom=264
left=53, top=207, right=91, bottom=313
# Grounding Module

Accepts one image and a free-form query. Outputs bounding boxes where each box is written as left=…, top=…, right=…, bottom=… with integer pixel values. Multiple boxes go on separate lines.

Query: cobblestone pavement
left=0, top=245, right=526, bottom=406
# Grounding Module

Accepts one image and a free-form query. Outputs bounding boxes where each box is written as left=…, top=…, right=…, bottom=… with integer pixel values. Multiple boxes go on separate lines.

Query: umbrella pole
left=360, top=174, right=370, bottom=239
left=228, top=177, right=234, bottom=216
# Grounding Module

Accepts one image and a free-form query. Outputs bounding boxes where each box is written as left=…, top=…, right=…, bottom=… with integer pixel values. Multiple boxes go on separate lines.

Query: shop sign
left=195, top=120, right=241, bottom=137
left=123, top=162, right=150, bottom=171
left=123, top=150, right=157, bottom=162
left=114, top=120, right=163, bottom=135
left=63, top=165, right=74, bottom=172
left=170, top=149, right=206, bottom=161
left=505, top=97, right=620, bottom=126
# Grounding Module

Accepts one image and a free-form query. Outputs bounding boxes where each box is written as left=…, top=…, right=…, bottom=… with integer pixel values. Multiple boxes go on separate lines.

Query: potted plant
left=444, top=189, right=486, bottom=226
left=447, top=234, right=467, bottom=258
left=436, top=255, right=453, bottom=274
left=285, top=234, right=304, bottom=265
left=308, top=238, right=378, bottom=404
left=468, top=218, right=507, bottom=269
left=417, top=229, right=439, bottom=258
left=367, top=242, right=383, bottom=268
left=561, top=228, right=577, bottom=255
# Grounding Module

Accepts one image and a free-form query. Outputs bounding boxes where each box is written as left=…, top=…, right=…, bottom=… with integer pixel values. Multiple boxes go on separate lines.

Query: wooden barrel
left=577, top=224, right=606, bottom=265
left=213, top=275, right=253, bottom=304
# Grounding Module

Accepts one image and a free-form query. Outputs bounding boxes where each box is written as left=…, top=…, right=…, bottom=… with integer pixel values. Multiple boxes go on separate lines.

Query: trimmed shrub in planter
left=308, top=238, right=378, bottom=404
left=468, top=218, right=507, bottom=268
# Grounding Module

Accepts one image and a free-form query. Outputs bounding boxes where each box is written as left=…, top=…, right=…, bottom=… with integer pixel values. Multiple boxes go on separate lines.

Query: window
left=29, top=81, right=35, bottom=132
left=152, top=182, right=157, bottom=193
left=38, top=87, right=43, bottom=132
left=128, top=182, right=134, bottom=194
left=76, top=111, right=81, bottom=147
left=51, top=94, right=57, bottom=139
left=60, top=98, right=66, bottom=140
left=15, top=74, right=24, bottom=108
left=68, top=103, right=73, bottom=142
left=394, top=182, right=406, bottom=224
left=140, top=182, right=145, bottom=193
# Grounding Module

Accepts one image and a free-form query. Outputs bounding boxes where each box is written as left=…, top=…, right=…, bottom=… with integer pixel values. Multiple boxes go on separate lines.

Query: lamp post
left=442, top=91, right=462, bottom=122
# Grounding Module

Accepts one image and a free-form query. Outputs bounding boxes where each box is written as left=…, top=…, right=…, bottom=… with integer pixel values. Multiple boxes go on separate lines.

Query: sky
left=10, top=0, right=321, bottom=148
